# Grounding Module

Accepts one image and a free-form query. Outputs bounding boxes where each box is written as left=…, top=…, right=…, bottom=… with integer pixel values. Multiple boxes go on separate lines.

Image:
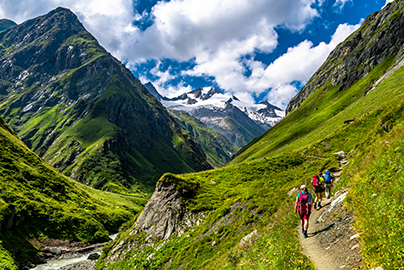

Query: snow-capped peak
left=145, top=83, right=284, bottom=130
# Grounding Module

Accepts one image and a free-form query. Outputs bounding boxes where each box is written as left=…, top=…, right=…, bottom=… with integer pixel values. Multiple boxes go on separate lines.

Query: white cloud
left=184, top=21, right=362, bottom=109
left=333, top=0, right=352, bottom=10
left=126, top=0, right=319, bottom=62
left=0, top=0, right=361, bottom=109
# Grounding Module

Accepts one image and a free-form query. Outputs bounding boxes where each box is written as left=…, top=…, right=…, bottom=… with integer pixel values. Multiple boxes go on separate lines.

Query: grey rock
left=333, top=151, right=347, bottom=159
left=132, top=180, right=202, bottom=240
left=87, top=253, right=100, bottom=261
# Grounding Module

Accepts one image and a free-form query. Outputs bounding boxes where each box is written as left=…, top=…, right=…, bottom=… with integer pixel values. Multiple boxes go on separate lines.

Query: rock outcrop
left=132, top=179, right=203, bottom=240
left=286, top=1, right=404, bottom=115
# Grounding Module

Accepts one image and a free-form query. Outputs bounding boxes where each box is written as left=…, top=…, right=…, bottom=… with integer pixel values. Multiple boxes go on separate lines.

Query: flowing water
left=30, top=233, right=119, bottom=270
left=32, top=255, right=93, bottom=270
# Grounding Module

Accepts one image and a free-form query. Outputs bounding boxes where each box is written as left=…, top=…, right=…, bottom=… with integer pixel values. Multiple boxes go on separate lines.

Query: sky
left=0, top=0, right=394, bottom=109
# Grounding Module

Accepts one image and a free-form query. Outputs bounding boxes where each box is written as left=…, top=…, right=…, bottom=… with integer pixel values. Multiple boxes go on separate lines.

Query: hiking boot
left=314, top=202, right=317, bottom=209
left=318, top=202, right=322, bottom=208
left=303, top=231, right=308, bottom=238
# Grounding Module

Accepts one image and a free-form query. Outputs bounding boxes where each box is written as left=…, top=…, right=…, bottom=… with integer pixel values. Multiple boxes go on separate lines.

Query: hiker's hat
left=300, top=185, right=306, bottom=190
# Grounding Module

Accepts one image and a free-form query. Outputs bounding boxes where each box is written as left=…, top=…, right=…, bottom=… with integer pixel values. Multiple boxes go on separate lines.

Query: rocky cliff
left=0, top=8, right=211, bottom=193
left=286, top=1, right=404, bottom=115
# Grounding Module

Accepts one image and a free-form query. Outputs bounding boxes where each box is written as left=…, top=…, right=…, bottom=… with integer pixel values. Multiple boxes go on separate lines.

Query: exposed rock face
left=286, top=1, right=404, bottom=115
left=0, top=8, right=211, bottom=192
left=133, top=180, right=202, bottom=240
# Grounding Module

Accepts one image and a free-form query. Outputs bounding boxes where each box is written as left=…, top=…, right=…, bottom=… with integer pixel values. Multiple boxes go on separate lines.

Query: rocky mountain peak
left=144, top=82, right=164, bottom=101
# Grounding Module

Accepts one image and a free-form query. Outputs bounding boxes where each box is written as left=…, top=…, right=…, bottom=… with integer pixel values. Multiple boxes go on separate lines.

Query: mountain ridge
left=0, top=7, right=212, bottom=194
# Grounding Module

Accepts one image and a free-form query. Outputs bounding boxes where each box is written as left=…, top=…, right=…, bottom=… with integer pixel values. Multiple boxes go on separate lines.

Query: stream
left=31, top=233, right=119, bottom=270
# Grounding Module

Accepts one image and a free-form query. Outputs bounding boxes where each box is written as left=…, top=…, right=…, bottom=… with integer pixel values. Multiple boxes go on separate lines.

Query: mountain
left=149, top=85, right=284, bottom=148
left=168, top=109, right=239, bottom=167
left=0, top=8, right=212, bottom=194
left=0, top=19, right=16, bottom=32
left=0, top=115, right=147, bottom=269
left=99, top=2, right=404, bottom=269
left=144, top=82, right=164, bottom=101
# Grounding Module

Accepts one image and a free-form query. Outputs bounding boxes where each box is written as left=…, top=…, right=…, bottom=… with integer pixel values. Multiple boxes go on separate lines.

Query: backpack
left=298, top=192, right=310, bottom=215
left=324, top=172, right=334, bottom=183
left=312, top=175, right=319, bottom=186
left=319, top=176, right=324, bottom=186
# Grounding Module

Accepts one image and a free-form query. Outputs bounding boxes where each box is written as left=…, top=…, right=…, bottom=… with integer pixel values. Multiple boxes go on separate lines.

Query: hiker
left=312, top=172, right=324, bottom=209
left=324, top=169, right=335, bottom=199
left=295, top=185, right=312, bottom=238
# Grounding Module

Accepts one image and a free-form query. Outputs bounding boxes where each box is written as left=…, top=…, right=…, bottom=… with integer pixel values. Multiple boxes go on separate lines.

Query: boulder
left=333, top=151, right=347, bottom=159
left=87, top=253, right=100, bottom=261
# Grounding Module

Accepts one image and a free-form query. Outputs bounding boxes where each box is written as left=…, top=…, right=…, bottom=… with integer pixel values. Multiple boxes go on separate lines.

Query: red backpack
left=298, top=192, right=311, bottom=215
left=312, top=175, right=319, bottom=186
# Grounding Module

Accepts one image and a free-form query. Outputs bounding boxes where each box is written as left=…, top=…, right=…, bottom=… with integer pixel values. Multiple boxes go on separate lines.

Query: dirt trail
left=298, top=153, right=362, bottom=269
left=298, top=197, right=338, bottom=270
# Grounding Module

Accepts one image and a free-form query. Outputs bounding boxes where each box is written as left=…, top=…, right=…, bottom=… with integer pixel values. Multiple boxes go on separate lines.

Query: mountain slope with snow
left=149, top=85, right=284, bottom=148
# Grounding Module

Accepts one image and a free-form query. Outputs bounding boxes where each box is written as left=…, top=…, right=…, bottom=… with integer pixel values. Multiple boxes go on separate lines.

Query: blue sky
left=0, top=0, right=393, bottom=108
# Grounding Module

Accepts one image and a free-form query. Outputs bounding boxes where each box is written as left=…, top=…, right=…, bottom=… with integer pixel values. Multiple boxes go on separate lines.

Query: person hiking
left=312, top=172, right=324, bottom=209
left=295, top=185, right=313, bottom=238
left=324, top=169, right=335, bottom=199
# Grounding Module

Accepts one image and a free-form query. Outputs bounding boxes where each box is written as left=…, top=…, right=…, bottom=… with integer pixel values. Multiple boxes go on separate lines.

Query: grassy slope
left=100, top=8, right=404, bottom=269
left=0, top=116, right=148, bottom=268
left=169, top=109, right=239, bottom=167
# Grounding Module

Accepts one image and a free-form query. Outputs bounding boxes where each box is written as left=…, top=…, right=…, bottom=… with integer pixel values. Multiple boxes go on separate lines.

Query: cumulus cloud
left=128, top=0, right=320, bottom=99
left=0, top=0, right=361, bottom=108
left=178, top=21, right=361, bottom=109
left=125, top=0, right=319, bottom=62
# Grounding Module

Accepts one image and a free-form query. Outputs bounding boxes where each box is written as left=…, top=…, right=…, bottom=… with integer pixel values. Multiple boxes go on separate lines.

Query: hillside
left=168, top=109, right=239, bottom=167
left=0, top=8, right=211, bottom=195
left=0, top=115, right=147, bottom=269
left=0, top=19, right=16, bottom=32
left=98, top=1, right=404, bottom=269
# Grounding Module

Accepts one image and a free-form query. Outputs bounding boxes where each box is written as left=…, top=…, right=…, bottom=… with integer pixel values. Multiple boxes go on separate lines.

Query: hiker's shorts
left=299, top=212, right=311, bottom=220
left=313, top=185, right=324, bottom=193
